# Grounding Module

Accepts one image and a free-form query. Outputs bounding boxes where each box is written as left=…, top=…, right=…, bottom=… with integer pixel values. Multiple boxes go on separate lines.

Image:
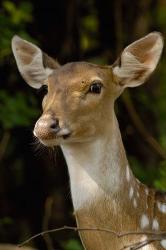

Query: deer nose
left=34, top=117, right=60, bottom=140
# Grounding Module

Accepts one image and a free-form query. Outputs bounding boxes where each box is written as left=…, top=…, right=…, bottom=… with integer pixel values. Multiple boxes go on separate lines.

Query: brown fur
left=75, top=187, right=165, bottom=250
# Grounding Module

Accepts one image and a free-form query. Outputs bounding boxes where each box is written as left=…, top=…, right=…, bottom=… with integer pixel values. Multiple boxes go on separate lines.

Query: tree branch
left=18, top=225, right=166, bottom=250
left=0, top=130, right=10, bottom=162
left=42, top=197, right=54, bottom=250
left=122, top=91, right=166, bottom=160
left=122, top=233, right=165, bottom=250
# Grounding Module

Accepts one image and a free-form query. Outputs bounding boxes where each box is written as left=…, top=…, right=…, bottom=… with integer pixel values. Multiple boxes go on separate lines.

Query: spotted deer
left=12, top=32, right=166, bottom=250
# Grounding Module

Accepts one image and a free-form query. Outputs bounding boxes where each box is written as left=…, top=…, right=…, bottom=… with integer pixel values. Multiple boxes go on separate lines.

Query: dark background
left=0, top=0, right=166, bottom=249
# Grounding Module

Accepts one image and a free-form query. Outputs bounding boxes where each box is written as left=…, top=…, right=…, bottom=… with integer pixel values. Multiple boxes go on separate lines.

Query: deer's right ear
left=12, top=35, right=60, bottom=89
left=112, top=32, right=164, bottom=88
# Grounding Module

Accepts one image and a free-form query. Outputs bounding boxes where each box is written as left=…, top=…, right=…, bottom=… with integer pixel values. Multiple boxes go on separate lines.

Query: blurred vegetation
left=0, top=1, right=33, bottom=61
left=0, top=0, right=165, bottom=249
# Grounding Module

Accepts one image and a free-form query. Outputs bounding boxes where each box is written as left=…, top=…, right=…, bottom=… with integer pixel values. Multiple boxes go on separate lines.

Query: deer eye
left=89, top=81, right=103, bottom=94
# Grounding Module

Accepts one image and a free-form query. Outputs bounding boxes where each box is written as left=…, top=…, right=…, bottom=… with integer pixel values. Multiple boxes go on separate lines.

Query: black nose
left=50, top=118, right=60, bottom=132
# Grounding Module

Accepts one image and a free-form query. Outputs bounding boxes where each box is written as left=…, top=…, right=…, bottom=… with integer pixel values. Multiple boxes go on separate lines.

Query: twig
left=118, top=231, right=166, bottom=238
left=123, top=239, right=154, bottom=250
left=122, top=233, right=165, bottom=250
left=0, top=130, right=10, bottom=162
left=122, top=91, right=166, bottom=160
left=112, top=0, right=166, bottom=160
left=18, top=226, right=118, bottom=247
left=18, top=225, right=166, bottom=249
left=42, top=197, right=54, bottom=250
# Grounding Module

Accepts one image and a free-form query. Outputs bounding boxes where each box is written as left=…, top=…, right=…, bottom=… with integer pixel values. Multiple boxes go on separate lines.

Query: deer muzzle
left=33, top=114, right=71, bottom=143
left=34, top=116, right=60, bottom=139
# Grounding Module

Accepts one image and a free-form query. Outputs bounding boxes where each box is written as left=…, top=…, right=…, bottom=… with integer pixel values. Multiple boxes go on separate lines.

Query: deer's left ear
left=112, top=32, right=164, bottom=87
left=12, top=35, right=60, bottom=89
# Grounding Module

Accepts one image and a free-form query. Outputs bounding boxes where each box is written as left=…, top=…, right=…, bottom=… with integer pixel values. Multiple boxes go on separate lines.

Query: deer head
left=12, top=32, right=163, bottom=147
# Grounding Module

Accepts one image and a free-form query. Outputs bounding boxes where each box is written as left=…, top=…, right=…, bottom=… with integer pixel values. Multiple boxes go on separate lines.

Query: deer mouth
left=62, top=133, right=72, bottom=139
left=35, top=128, right=72, bottom=147
left=56, top=128, right=72, bottom=139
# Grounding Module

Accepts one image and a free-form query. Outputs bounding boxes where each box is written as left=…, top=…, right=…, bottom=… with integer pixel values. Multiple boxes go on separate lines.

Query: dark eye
left=89, top=81, right=103, bottom=94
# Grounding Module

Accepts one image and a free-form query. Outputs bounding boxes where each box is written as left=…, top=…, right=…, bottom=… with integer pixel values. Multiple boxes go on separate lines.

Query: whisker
left=47, top=146, right=59, bottom=168
left=30, top=136, right=59, bottom=166
left=30, top=136, right=49, bottom=158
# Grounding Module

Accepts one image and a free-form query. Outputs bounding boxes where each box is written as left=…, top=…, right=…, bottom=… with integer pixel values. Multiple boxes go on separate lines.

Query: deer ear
left=11, top=35, right=60, bottom=89
left=112, top=32, right=164, bottom=88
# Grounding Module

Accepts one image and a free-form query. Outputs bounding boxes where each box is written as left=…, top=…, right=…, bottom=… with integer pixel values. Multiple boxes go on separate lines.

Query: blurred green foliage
left=0, top=91, right=38, bottom=129
left=0, top=0, right=38, bottom=131
left=0, top=1, right=34, bottom=61
left=80, top=14, right=99, bottom=51
left=129, top=157, right=166, bottom=191
left=154, top=161, right=166, bottom=191
left=156, top=3, right=166, bottom=28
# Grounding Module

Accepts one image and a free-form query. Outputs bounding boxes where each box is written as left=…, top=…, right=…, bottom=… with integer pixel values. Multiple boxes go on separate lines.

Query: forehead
left=48, top=62, right=109, bottom=85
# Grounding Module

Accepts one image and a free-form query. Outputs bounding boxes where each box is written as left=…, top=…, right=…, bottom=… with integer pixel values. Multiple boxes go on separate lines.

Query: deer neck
left=61, top=113, right=166, bottom=250
left=61, top=112, right=137, bottom=211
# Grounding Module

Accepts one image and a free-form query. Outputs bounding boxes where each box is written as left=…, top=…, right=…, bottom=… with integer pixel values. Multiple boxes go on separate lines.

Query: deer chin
left=34, top=128, right=72, bottom=147
left=38, top=133, right=96, bottom=147
left=39, top=138, right=61, bottom=147
left=39, top=136, right=71, bottom=147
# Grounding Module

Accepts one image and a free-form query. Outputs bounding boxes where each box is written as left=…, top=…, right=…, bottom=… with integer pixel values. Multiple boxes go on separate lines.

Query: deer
left=12, top=32, right=166, bottom=250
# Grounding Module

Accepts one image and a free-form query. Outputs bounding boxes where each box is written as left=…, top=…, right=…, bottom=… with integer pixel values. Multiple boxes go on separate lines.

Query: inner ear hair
left=113, top=32, right=164, bottom=88
left=42, top=52, right=60, bottom=70
left=12, top=35, right=60, bottom=89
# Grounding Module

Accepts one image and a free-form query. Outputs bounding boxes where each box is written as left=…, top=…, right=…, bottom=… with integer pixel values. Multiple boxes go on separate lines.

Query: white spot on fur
left=157, top=202, right=166, bottom=214
left=136, top=191, right=140, bottom=198
left=129, top=187, right=134, bottom=199
left=139, top=236, right=152, bottom=250
left=152, top=218, right=159, bottom=231
left=140, top=214, right=149, bottom=229
left=141, top=236, right=148, bottom=240
left=145, top=188, right=149, bottom=195
left=126, top=165, right=130, bottom=182
left=136, top=178, right=141, bottom=184
left=161, top=240, right=166, bottom=249
left=133, top=198, right=137, bottom=208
